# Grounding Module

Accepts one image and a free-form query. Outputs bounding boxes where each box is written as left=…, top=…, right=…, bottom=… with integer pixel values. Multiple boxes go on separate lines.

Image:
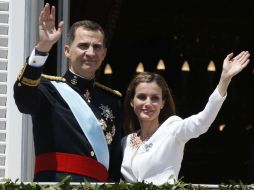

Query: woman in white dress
left=121, top=51, right=250, bottom=185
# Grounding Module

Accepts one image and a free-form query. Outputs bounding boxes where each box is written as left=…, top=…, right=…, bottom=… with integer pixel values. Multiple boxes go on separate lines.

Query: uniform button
left=18, top=83, right=22, bottom=87
left=90, top=151, right=95, bottom=157
left=33, top=60, right=36, bottom=63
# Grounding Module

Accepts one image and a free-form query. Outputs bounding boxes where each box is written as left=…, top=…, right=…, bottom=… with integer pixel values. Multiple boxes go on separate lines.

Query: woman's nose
left=144, top=98, right=152, bottom=105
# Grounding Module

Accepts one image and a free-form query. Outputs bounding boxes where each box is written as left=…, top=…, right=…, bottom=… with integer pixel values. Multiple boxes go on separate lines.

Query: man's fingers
left=50, top=6, right=56, bottom=23
left=57, top=21, right=64, bottom=33
left=39, top=3, right=57, bottom=31
left=43, top=4, right=50, bottom=22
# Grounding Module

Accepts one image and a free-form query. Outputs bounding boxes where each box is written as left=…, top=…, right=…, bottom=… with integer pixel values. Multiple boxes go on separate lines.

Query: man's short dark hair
left=67, top=20, right=106, bottom=47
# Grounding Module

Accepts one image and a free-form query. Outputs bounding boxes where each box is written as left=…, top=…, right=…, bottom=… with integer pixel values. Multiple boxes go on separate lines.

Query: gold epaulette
left=41, top=74, right=66, bottom=82
left=94, top=82, right=122, bottom=97
left=18, top=63, right=27, bottom=81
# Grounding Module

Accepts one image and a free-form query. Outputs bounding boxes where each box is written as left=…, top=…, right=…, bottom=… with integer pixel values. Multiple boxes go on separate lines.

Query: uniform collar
left=64, top=69, right=95, bottom=91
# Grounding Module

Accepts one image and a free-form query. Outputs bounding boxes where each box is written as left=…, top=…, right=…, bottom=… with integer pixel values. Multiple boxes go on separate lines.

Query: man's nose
left=85, top=45, right=95, bottom=55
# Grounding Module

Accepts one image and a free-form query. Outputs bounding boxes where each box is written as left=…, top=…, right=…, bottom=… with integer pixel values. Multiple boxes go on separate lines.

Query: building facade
left=1, top=0, right=69, bottom=181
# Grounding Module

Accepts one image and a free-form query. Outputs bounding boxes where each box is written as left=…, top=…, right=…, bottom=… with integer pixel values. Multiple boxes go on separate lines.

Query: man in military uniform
left=13, top=3, right=122, bottom=182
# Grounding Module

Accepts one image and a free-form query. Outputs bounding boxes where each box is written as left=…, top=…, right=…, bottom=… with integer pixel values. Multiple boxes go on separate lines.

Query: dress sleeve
left=172, top=87, right=226, bottom=142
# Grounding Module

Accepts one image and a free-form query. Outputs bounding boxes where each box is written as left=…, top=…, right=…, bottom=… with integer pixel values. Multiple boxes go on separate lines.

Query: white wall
left=5, top=0, right=25, bottom=180
left=0, top=0, right=10, bottom=179
left=5, top=0, right=70, bottom=181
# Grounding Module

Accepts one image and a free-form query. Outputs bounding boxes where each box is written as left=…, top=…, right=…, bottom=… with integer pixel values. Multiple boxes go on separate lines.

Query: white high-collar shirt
left=121, top=88, right=226, bottom=185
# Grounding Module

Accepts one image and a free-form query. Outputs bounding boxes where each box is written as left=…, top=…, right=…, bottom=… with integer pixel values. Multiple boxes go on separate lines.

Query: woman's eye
left=137, top=95, right=146, bottom=100
left=151, top=96, right=160, bottom=101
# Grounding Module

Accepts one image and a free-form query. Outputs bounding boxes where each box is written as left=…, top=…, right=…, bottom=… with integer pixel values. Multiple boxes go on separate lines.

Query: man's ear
left=102, top=48, right=107, bottom=60
left=64, top=45, right=70, bottom=58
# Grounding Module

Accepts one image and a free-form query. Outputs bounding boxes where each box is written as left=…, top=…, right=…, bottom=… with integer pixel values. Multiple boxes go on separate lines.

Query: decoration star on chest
left=99, top=104, right=115, bottom=122
left=84, top=89, right=91, bottom=103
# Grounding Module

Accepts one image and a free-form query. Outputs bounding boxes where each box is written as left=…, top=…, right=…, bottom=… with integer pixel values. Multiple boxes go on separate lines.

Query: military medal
left=84, top=89, right=91, bottom=103
left=99, top=119, right=107, bottom=130
left=98, top=118, right=116, bottom=145
left=99, top=104, right=115, bottom=122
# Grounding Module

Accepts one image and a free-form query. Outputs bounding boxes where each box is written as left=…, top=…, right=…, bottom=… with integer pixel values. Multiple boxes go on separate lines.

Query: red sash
left=35, top=152, right=108, bottom=182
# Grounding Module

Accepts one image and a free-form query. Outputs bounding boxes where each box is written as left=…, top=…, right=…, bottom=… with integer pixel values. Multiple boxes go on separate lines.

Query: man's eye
left=93, top=44, right=103, bottom=50
left=79, top=44, right=89, bottom=50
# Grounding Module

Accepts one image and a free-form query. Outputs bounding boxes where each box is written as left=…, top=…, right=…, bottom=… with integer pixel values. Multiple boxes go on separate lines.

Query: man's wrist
left=35, top=48, right=48, bottom=56
left=35, top=41, right=53, bottom=53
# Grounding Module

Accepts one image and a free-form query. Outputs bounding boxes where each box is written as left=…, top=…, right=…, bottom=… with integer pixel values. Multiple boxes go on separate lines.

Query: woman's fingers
left=225, top=52, right=234, bottom=62
left=238, top=51, right=250, bottom=64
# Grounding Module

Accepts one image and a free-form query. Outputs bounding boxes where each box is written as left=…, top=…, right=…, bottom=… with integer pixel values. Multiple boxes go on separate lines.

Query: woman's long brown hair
left=123, top=72, right=176, bottom=134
